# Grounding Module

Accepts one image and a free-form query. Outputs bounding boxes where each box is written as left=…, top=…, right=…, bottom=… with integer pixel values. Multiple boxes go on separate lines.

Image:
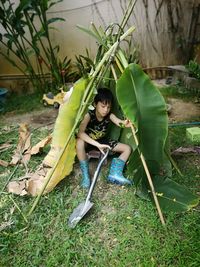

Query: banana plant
left=28, top=25, right=135, bottom=216
left=28, top=0, right=199, bottom=216
left=0, top=0, right=69, bottom=93
left=116, top=63, right=199, bottom=212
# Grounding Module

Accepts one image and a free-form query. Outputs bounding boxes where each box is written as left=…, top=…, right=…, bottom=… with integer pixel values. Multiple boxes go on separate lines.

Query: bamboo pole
left=130, top=124, right=165, bottom=225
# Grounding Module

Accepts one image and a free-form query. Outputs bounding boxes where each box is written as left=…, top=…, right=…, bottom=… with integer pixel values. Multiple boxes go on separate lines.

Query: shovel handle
left=85, top=148, right=110, bottom=203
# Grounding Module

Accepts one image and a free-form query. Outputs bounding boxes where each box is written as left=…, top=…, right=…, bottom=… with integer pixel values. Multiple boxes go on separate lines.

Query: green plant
left=74, top=48, right=95, bottom=79
left=186, top=60, right=200, bottom=80
left=0, top=0, right=71, bottom=93
left=26, top=0, right=198, bottom=219
left=1, top=92, right=42, bottom=114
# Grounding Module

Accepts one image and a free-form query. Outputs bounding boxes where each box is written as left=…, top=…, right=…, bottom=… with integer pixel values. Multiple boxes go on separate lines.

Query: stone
left=184, top=76, right=200, bottom=91
left=186, top=127, right=200, bottom=143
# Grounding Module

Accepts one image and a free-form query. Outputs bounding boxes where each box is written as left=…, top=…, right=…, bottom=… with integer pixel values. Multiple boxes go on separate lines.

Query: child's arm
left=109, top=113, right=131, bottom=128
left=77, top=113, right=111, bottom=153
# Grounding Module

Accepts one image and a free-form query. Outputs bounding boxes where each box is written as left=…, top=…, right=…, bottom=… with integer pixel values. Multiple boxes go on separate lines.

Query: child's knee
left=76, top=138, right=85, bottom=151
left=126, top=144, right=132, bottom=155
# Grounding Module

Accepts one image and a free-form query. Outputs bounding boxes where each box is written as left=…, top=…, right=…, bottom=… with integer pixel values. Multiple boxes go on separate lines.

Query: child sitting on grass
left=76, top=88, right=132, bottom=188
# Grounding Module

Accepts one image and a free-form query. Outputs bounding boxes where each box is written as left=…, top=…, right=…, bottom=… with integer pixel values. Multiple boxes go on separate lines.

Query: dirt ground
left=1, top=107, right=59, bottom=128
left=167, top=98, right=200, bottom=123
left=1, top=97, right=199, bottom=128
left=1, top=95, right=199, bottom=200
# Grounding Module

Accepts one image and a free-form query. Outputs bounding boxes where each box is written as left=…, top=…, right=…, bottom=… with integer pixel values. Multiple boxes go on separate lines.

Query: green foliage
left=0, top=92, right=42, bottom=114
left=74, top=21, right=138, bottom=81
left=0, top=0, right=71, bottom=93
left=73, top=49, right=94, bottom=79
left=117, top=63, right=169, bottom=174
left=186, top=60, right=200, bottom=80
left=116, top=64, right=199, bottom=212
left=74, top=20, right=199, bottom=213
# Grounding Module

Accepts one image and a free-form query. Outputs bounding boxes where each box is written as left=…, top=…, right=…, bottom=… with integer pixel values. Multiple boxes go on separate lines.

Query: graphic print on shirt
left=86, top=110, right=110, bottom=140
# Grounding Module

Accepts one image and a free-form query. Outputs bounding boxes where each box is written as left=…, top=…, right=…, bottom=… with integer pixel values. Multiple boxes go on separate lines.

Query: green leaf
left=77, top=24, right=106, bottom=47
left=40, top=0, right=48, bottom=11
left=47, top=17, right=65, bottom=25
left=49, top=0, right=63, bottom=8
left=15, top=0, right=32, bottom=16
left=0, top=7, right=5, bottom=20
left=25, top=48, right=35, bottom=56
left=116, top=63, right=169, bottom=173
left=33, top=29, right=46, bottom=40
left=4, top=33, right=15, bottom=42
left=116, top=63, right=199, bottom=212
left=152, top=176, right=200, bottom=212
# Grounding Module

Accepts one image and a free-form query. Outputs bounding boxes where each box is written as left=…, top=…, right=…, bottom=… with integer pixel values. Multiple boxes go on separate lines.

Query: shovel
left=68, top=148, right=109, bottom=228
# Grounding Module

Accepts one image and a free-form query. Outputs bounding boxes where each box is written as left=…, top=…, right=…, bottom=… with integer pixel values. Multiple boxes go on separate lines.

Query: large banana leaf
left=43, top=78, right=89, bottom=167
left=44, top=138, right=76, bottom=193
left=52, top=78, right=89, bottom=146
left=117, top=63, right=168, bottom=175
left=152, top=176, right=199, bottom=212
left=116, top=63, right=199, bottom=211
left=43, top=78, right=89, bottom=193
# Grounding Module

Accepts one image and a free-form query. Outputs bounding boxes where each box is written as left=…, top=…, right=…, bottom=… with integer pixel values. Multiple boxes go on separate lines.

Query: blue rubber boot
left=107, top=158, right=132, bottom=185
left=80, top=160, right=90, bottom=188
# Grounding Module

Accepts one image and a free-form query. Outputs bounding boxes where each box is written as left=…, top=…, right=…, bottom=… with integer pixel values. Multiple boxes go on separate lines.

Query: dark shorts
left=86, top=138, right=118, bottom=151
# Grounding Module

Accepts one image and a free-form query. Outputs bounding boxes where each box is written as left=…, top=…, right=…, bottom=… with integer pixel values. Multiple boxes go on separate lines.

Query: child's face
left=95, top=101, right=111, bottom=118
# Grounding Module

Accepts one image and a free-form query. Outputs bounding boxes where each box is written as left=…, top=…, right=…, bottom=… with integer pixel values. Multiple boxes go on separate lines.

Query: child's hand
left=119, top=119, right=132, bottom=128
left=97, top=144, right=111, bottom=154
left=124, top=119, right=132, bottom=128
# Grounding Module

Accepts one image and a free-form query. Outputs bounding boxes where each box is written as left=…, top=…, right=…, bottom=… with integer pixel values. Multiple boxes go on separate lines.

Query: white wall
left=0, top=0, right=196, bottom=75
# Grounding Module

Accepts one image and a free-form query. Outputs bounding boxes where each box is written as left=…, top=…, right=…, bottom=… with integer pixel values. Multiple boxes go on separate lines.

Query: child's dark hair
left=94, top=88, right=113, bottom=105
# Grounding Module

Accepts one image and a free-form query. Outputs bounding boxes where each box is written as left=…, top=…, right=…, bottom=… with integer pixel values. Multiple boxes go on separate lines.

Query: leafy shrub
left=186, top=60, right=200, bottom=80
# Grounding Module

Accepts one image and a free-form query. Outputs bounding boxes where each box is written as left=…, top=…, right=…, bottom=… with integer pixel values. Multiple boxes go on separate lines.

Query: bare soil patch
left=1, top=107, right=58, bottom=128
left=1, top=98, right=199, bottom=128
left=168, top=98, right=200, bottom=122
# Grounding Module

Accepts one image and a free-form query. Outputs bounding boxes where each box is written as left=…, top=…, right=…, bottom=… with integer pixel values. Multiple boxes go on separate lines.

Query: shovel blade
left=68, top=200, right=94, bottom=228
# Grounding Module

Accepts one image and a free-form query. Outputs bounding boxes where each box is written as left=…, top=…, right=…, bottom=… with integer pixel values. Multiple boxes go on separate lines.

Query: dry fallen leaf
left=172, top=146, right=200, bottom=155
left=7, top=164, right=50, bottom=196
left=10, top=123, right=31, bottom=165
left=31, top=135, right=52, bottom=155
left=7, top=180, right=28, bottom=196
left=0, top=143, right=12, bottom=152
left=27, top=178, right=45, bottom=196
left=2, top=126, right=11, bottom=132
left=0, top=159, right=9, bottom=167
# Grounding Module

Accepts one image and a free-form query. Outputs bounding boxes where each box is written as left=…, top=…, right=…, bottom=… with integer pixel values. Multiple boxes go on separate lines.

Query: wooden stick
left=9, top=195, right=28, bottom=223
left=0, top=164, right=19, bottom=194
left=130, top=123, right=165, bottom=225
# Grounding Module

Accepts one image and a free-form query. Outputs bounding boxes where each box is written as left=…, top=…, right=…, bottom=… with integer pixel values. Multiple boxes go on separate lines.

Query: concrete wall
left=0, top=0, right=198, bottom=77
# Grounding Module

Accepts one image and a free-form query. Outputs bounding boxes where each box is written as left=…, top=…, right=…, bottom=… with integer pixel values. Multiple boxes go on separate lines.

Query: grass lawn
left=0, top=88, right=199, bottom=267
